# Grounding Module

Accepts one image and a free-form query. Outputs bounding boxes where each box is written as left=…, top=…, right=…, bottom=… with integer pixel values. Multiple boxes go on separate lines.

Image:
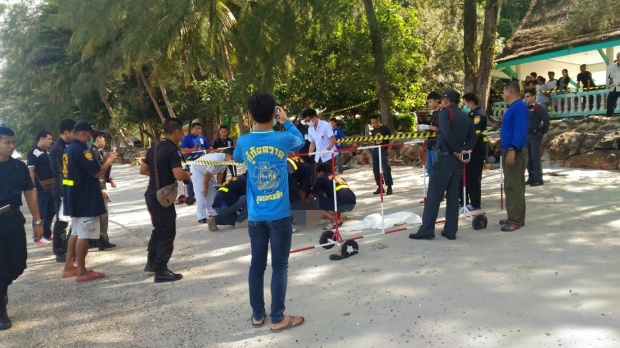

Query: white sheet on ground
left=338, top=212, right=421, bottom=231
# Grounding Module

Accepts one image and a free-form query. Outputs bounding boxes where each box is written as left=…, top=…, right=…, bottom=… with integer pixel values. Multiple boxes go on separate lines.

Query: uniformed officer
left=524, top=88, right=549, bottom=187
left=140, top=118, right=191, bottom=283
left=212, top=125, right=236, bottom=180
left=287, top=156, right=311, bottom=228
left=50, top=118, right=75, bottom=262
left=460, top=93, right=488, bottom=210
left=212, top=172, right=248, bottom=228
left=26, top=130, right=56, bottom=243
left=90, top=133, right=117, bottom=250
left=305, top=163, right=357, bottom=230
left=409, top=90, right=477, bottom=241
left=0, top=127, right=44, bottom=330
left=61, top=121, right=117, bottom=282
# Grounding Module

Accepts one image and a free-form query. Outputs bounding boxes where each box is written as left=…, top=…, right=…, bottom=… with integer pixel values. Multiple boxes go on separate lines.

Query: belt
left=441, top=152, right=451, bottom=156
left=0, top=207, right=20, bottom=215
left=335, top=185, right=350, bottom=191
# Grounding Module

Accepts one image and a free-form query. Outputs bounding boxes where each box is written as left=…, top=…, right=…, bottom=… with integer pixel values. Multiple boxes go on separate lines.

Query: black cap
left=427, top=91, right=442, bottom=100
left=73, top=120, right=105, bottom=137
left=442, top=89, right=460, bottom=100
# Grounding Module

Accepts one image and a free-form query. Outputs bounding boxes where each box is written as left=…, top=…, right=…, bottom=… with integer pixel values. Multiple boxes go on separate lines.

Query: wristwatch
left=507, top=146, right=517, bottom=152
left=34, top=219, right=44, bottom=226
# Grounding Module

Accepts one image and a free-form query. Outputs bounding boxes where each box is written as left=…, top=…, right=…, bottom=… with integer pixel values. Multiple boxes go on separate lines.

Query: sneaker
left=466, top=204, right=481, bottom=211
left=34, top=239, right=48, bottom=245
left=323, top=221, right=343, bottom=230
left=44, top=236, right=53, bottom=241
left=207, top=217, right=219, bottom=232
left=291, top=225, right=299, bottom=233
left=198, top=218, right=207, bottom=224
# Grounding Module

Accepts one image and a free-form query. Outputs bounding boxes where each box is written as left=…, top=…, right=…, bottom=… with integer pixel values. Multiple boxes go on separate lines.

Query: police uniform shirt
left=370, top=124, right=391, bottom=146
left=310, top=175, right=356, bottom=205
left=50, top=137, right=69, bottom=197
left=212, top=174, right=247, bottom=208
left=0, top=157, right=34, bottom=208
left=469, top=107, right=488, bottom=159
left=287, top=157, right=311, bottom=201
left=427, top=110, right=440, bottom=150
left=90, top=144, right=111, bottom=189
left=62, top=139, right=106, bottom=217
left=143, top=139, right=183, bottom=193
left=26, top=145, right=53, bottom=191
left=435, top=105, right=477, bottom=153
left=212, top=137, right=234, bottom=149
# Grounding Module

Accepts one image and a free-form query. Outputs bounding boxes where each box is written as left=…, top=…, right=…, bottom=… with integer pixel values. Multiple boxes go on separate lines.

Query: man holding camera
left=409, top=90, right=477, bottom=241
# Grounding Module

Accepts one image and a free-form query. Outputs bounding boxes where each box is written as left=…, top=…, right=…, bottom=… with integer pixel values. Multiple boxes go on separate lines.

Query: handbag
left=154, top=141, right=178, bottom=207
left=36, top=175, right=55, bottom=192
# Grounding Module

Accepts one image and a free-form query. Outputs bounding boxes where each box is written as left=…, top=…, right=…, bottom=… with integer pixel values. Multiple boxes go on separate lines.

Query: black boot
left=386, top=186, right=393, bottom=195
left=0, top=297, right=11, bottom=330
left=144, top=259, right=156, bottom=273
left=154, top=261, right=183, bottom=283
left=373, top=186, right=383, bottom=195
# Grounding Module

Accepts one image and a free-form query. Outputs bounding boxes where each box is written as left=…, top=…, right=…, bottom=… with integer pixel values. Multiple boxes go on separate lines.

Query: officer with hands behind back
left=0, top=127, right=44, bottom=330
left=409, top=90, right=477, bottom=241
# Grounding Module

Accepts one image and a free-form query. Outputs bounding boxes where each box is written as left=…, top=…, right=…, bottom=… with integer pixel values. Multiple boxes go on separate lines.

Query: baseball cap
left=442, top=89, right=460, bottom=100
left=73, top=120, right=105, bottom=137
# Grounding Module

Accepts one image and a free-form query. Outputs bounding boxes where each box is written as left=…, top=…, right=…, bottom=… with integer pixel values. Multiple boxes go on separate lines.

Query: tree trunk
left=219, top=39, right=250, bottom=134
left=101, top=95, right=134, bottom=147
left=463, top=0, right=478, bottom=94
left=475, top=0, right=500, bottom=112
left=136, top=67, right=166, bottom=123
left=362, top=0, right=394, bottom=131
left=159, top=85, right=177, bottom=118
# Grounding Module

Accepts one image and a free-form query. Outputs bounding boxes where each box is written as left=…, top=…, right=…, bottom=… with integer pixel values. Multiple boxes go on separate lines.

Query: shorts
left=318, top=198, right=355, bottom=213
left=71, top=216, right=100, bottom=239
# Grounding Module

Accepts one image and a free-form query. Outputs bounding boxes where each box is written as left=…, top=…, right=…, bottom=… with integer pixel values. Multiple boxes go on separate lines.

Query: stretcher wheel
left=472, top=214, right=488, bottom=230
left=340, top=240, right=359, bottom=258
left=185, top=196, right=196, bottom=206
left=176, top=194, right=186, bottom=205
left=320, top=231, right=335, bottom=249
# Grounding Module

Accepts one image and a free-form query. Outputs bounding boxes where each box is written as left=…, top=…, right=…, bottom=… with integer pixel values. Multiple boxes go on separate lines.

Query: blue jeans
left=248, top=216, right=292, bottom=324
left=335, top=153, right=344, bottom=173
left=214, top=195, right=248, bottom=226
left=36, top=190, right=55, bottom=239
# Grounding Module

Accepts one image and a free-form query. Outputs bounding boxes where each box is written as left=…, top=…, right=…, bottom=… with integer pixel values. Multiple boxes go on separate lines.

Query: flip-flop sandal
left=61, top=268, right=77, bottom=278
left=76, top=270, right=105, bottom=283
left=270, top=315, right=304, bottom=333
left=251, top=316, right=265, bottom=328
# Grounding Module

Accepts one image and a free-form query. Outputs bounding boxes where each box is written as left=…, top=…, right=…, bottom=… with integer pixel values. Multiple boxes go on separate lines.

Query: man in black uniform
left=50, top=118, right=75, bottom=262
left=409, top=90, right=477, bottom=241
left=212, top=125, right=236, bottom=180
left=61, top=121, right=118, bottom=282
left=90, top=133, right=117, bottom=250
left=370, top=115, right=393, bottom=195
left=296, top=114, right=312, bottom=164
left=140, top=118, right=191, bottom=283
left=26, top=130, right=56, bottom=243
left=460, top=93, right=488, bottom=210
left=306, top=163, right=356, bottom=230
left=212, top=172, right=247, bottom=228
left=0, top=127, right=44, bottom=330
left=523, top=89, right=550, bottom=187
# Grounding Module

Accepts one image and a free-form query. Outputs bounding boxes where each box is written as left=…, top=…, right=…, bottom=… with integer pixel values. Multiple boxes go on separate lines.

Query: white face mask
left=300, top=120, right=307, bottom=126
left=307, top=121, right=315, bottom=127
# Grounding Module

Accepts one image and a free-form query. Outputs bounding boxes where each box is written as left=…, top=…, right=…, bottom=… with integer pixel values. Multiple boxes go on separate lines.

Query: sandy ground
left=2, top=163, right=620, bottom=348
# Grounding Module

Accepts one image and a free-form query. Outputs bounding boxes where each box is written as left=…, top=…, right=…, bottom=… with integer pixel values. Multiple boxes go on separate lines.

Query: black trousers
left=0, top=212, right=27, bottom=290
left=527, top=134, right=543, bottom=182
left=417, top=155, right=462, bottom=237
left=372, top=148, right=393, bottom=186
left=459, top=158, right=484, bottom=208
left=607, top=89, right=620, bottom=116
left=145, top=193, right=177, bottom=264
left=52, top=195, right=69, bottom=256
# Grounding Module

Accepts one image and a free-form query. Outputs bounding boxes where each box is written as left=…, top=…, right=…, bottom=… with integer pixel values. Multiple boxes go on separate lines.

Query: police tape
left=184, top=160, right=242, bottom=166
left=336, top=131, right=436, bottom=143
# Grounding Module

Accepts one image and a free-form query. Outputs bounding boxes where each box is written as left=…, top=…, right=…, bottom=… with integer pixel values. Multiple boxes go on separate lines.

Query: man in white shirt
left=189, top=150, right=230, bottom=230
left=545, top=71, right=557, bottom=91
left=607, top=52, right=620, bottom=117
left=301, top=109, right=336, bottom=183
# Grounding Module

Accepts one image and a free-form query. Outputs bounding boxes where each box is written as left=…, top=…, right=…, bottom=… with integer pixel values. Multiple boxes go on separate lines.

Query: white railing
left=492, top=88, right=619, bottom=119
